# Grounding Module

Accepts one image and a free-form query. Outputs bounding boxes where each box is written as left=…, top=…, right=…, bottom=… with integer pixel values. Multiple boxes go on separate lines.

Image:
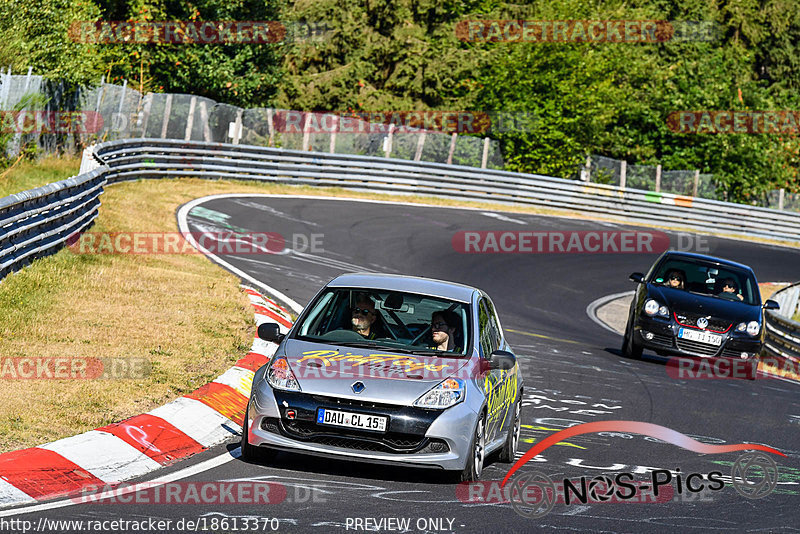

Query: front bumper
left=245, top=381, right=479, bottom=471
left=634, top=316, right=762, bottom=360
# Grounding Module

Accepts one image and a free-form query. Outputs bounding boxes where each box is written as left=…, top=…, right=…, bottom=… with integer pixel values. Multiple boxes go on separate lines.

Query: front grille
left=309, top=395, right=403, bottom=412
left=676, top=338, right=721, bottom=357
left=650, top=333, right=673, bottom=347
left=674, top=312, right=732, bottom=333
left=721, top=347, right=753, bottom=359
left=273, top=418, right=444, bottom=454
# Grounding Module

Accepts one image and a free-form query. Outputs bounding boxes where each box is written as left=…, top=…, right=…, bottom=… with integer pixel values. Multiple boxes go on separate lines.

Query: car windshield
left=649, top=258, right=760, bottom=305
left=292, top=288, right=471, bottom=356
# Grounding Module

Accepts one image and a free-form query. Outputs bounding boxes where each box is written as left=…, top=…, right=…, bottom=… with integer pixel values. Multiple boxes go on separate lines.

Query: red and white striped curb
left=0, top=286, right=293, bottom=507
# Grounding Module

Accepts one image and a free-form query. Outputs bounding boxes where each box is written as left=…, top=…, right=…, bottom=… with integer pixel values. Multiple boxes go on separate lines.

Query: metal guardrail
left=764, top=283, right=800, bottom=373
left=0, top=168, right=107, bottom=279
left=2, top=137, right=800, bottom=285
left=93, top=138, right=800, bottom=243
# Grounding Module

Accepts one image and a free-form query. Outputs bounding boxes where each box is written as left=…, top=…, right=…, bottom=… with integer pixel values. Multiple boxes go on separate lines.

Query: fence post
left=481, top=137, right=490, bottom=169
left=140, top=93, right=152, bottom=137
left=302, top=112, right=311, bottom=151
left=693, top=169, right=699, bottom=197
left=779, top=188, right=785, bottom=210
left=199, top=100, right=211, bottom=142
left=414, top=132, right=426, bottom=161
left=583, top=155, right=591, bottom=182
left=329, top=114, right=337, bottom=153
left=160, top=93, right=172, bottom=138
left=93, top=75, right=106, bottom=136
left=184, top=96, right=196, bottom=141
left=619, top=160, right=627, bottom=189
left=655, top=164, right=662, bottom=192
left=232, top=109, right=243, bottom=145
left=384, top=124, right=395, bottom=158
left=267, top=108, right=275, bottom=147
left=446, top=132, right=457, bottom=165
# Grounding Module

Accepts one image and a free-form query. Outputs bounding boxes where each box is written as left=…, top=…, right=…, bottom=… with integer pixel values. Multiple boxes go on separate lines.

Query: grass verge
left=0, top=155, right=81, bottom=198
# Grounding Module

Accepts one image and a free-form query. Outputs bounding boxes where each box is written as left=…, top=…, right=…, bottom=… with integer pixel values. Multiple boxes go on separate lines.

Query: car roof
left=661, top=251, right=755, bottom=273
left=326, top=273, right=477, bottom=303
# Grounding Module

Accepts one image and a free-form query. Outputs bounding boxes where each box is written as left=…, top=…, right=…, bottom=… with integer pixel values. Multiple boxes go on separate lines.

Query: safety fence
left=764, top=283, right=800, bottom=376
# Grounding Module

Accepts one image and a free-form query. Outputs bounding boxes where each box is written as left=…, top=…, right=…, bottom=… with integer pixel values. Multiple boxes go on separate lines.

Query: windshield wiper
left=335, top=342, right=446, bottom=356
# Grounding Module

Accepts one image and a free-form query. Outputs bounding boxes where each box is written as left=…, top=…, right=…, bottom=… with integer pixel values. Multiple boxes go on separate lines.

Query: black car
left=621, top=251, right=779, bottom=378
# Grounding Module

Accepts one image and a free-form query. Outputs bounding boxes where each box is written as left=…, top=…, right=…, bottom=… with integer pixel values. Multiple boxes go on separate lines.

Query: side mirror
left=257, top=322, right=284, bottom=343
left=629, top=272, right=645, bottom=283
left=763, top=299, right=780, bottom=310
left=488, top=350, right=516, bottom=370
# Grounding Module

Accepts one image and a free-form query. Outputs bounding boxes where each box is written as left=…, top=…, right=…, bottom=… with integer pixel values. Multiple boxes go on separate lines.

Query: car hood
left=279, top=339, right=474, bottom=404
left=647, top=284, right=761, bottom=323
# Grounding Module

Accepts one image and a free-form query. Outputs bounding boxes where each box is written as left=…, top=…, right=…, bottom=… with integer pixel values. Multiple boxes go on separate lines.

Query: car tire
left=499, top=395, right=521, bottom=463
left=241, top=399, right=277, bottom=463
left=622, top=323, right=643, bottom=360
left=456, top=413, right=486, bottom=482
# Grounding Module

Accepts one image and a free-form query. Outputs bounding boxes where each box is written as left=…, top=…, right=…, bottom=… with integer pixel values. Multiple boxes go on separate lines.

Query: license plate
left=316, top=408, right=388, bottom=432
left=678, top=328, right=722, bottom=346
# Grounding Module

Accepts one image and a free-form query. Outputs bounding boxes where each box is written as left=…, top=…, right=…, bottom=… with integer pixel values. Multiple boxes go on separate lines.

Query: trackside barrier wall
left=764, top=283, right=800, bottom=372
left=0, top=167, right=107, bottom=280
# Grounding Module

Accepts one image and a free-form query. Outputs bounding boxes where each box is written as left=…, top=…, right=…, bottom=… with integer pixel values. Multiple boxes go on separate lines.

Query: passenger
left=430, top=310, right=462, bottom=352
left=351, top=293, right=378, bottom=339
left=665, top=269, right=685, bottom=290
left=719, top=278, right=744, bottom=301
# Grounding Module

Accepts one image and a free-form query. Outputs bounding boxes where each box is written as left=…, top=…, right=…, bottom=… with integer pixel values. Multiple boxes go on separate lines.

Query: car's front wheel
left=622, top=322, right=643, bottom=360
left=499, top=395, right=521, bottom=463
left=241, top=399, right=277, bottom=463
left=456, top=413, right=486, bottom=482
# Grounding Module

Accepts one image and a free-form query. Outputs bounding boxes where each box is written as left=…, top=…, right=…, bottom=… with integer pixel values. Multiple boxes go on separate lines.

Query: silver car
left=241, top=273, right=523, bottom=481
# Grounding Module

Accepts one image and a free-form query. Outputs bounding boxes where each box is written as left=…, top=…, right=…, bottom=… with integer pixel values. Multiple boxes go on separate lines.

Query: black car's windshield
left=293, top=288, right=471, bottom=356
left=649, top=258, right=760, bottom=305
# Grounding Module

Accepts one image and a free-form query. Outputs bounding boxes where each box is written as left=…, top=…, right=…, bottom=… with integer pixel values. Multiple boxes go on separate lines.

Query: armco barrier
left=3, top=137, right=800, bottom=285
left=764, top=282, right=800, bottom=374
left=0, top=167, right=107, bottom=280
left=93, top=138, right=800, bottom=242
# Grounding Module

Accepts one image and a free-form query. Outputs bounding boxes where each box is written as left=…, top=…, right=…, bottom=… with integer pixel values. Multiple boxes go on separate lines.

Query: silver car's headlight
left=267, top=356, right=301, bottom=391
left=413, top=378, right=465, bottom=409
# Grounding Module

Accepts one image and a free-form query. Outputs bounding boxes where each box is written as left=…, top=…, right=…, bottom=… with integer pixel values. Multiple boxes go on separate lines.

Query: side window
left=478, top=298, right=501, bottom=357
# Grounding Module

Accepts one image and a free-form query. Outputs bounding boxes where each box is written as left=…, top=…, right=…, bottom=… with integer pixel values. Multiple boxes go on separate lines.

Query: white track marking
left=481, top=212, right=527, bottom=224
left=0, top=481, right=34, bottom=507
left=147, top=397, right=239, bottom=447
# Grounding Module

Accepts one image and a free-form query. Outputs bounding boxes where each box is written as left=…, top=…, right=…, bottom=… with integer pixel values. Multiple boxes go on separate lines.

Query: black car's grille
left=676, top=338, right=722, bottom=357
left=650, top=333, right=673, bottom=347
left=263, top=417, right=448, bottom=454
left=674, top=312, right=732, bottom=333
left=721, top=347, right=750, bottom=358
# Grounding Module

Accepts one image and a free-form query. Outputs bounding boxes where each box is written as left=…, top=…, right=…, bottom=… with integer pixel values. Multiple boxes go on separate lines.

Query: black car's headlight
left=736, top=321, right=760, bottom=337
left=266, top=356, right=301, bottom=391
left=644, top=299, right=669, bottom=318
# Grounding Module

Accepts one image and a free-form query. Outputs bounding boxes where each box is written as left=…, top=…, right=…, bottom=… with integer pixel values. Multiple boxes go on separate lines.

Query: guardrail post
left=779, top=188, right=785, bottom=210
left=619, top=160, right=627, bottom=188
left=693, top=169, right=699, bottom=197
left=655, top=164, right=662, bottom=192
left=160, top=94, right=172, bottom=139
left=481, top=137, right=490, bottom=169
left=184, top=96, right=197, bottom=141
left=414, top=132, right=426, bottom=161
left=302, top=112, right=311, bottom=151
left=446, top=132, right=457, bottom=165
left=231, top=109, right=243, bottom=145
left=199, top=101, right=211, bottom=142
left=267, top=108, right=275, bottom=147
left=329, top=115, right=337, bottom=153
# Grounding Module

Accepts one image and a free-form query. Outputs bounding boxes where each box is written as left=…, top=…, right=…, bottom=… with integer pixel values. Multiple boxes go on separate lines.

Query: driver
left=351, top=293, right=378, bottom=339
left=718, top=278, right=744, bottom=301
left=664, top=269, right=685, bottom=290
left=429, top=310, right=461, bottom=352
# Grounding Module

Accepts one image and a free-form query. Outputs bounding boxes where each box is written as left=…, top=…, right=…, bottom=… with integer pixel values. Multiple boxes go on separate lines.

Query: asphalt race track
left=7, top=196, right=800, bottom=533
